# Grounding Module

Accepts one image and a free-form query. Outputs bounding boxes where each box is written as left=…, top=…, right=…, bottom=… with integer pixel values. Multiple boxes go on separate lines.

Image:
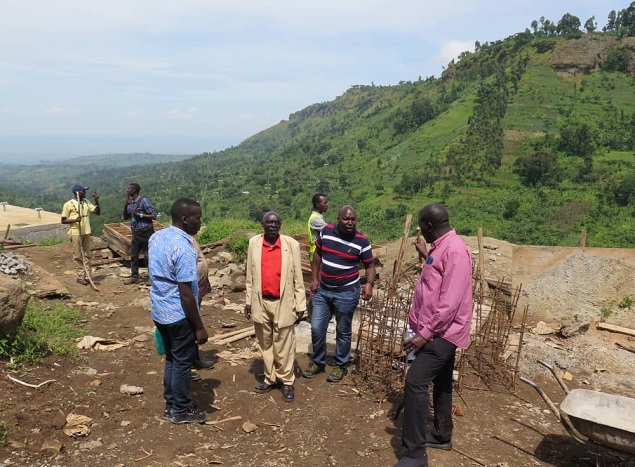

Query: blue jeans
left=310, top=283, right=360, bottom=368
left=154, top=318, right=197, bottom=415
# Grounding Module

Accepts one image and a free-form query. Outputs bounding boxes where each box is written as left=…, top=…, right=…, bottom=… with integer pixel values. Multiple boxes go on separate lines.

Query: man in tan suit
left=245, top=211, right=306, bottom=402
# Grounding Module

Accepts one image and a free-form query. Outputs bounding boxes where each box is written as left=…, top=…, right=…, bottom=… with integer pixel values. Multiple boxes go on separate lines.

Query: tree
left=611, top=172, right=635, bottom=206
left=603, top=47, right=631, bottom=72
left=605, top=10, right=617, bottom=32
left=531, top=20, right=539, bottom=34
left=248, top=203, right=271, bottom=223
left=503, top=197, right=520, bottom=219
left=557, top=13, right=581, bottom=36
left=584, top=16, right=596, bottom=33
left=559, top=121, right=597, bottom=159
left=357, top=138, right=367, bottom=153
left=513, top=151, right=562, bottom=187
left=394, top=172, right=428, bottom=196
left=619, top=2, right=635, bottom=36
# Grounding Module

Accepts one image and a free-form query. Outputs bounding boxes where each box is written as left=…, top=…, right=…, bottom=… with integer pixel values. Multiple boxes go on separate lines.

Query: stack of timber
left=101, top=221, right=165, bottom=260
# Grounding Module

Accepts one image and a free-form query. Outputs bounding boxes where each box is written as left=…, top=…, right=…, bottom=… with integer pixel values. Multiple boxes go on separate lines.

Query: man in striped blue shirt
left=149, top=198, right=208, bottom=424
left=304, top=205, right=376, bottom=383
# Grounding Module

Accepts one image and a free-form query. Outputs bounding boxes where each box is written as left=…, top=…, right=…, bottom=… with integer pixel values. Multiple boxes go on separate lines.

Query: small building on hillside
left=0, top=203, right=68, bottom=243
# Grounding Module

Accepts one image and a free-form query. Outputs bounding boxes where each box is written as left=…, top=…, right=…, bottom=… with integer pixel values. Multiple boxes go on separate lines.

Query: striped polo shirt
left=316, top=224, right=374, bottom=289
left=149, top=226, right=199, bottom=325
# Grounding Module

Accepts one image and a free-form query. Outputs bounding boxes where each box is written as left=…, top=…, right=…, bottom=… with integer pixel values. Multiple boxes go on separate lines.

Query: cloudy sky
left=0, top=0, right=619, bottom=163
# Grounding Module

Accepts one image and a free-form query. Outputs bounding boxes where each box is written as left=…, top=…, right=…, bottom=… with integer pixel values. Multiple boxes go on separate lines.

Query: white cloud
left=165, top=107, right=198, bottom=119
left=41, top=107, right=79, bottom=115
left=124, top=108, right=144, bottom=117
left=0, top=0, right=619, bottom=158
left=434, top=40, right=475, bottom=66
left=0, top=1, right=466, bottom=36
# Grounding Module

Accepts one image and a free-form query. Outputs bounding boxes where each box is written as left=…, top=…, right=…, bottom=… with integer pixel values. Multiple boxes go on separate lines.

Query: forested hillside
left=0, top=153, right=191, bottom=233
left=3, top=4, right=635, bottom=247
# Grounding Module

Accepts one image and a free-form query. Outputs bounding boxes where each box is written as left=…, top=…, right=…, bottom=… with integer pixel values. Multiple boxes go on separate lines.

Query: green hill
left=3, top=5, right=635, bottom=247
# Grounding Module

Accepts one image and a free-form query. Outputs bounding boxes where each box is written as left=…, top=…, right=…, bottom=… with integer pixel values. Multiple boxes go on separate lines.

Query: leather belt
left=262, top=295, right=280, bottom=301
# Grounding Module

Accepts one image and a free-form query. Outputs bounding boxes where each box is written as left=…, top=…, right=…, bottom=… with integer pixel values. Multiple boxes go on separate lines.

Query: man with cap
left=61, top=184, right=101, bottom=286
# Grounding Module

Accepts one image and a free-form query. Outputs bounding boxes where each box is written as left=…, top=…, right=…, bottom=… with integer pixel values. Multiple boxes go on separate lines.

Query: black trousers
left=154, top=319, right=197, bottom=414
left=401, top=337, right=457, bottom=462
left=130, top=228, right=154, bottom=276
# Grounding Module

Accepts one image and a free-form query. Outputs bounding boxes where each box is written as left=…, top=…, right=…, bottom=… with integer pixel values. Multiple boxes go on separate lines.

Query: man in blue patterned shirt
left=149, top=198, right=208, bottom=424
left=123, top=183, right=158, bottom=285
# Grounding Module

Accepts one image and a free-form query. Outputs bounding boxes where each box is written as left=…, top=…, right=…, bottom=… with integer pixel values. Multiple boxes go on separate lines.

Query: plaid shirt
left=127, top=196, right=157, bottom=231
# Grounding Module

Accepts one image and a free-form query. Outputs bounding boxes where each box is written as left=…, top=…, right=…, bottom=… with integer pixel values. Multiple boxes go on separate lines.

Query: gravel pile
left=520, top=330, right=635, bottom=398
left=0, top=251, right=29, bottom=275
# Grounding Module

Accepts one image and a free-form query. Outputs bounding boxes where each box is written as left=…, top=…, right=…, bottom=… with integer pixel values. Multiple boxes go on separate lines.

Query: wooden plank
left=597, top=322, right=635, bottom=338
left=616, top=342, right=635, bottom=354
left=388, top=214, right=412, bottom=293
left=477, top=227, right=487, bottom=293
left=92, top=257, right=125, bottom=266
left=100, top=221, right=165, bottom=260
left=3, top=243, right=37, bottom=250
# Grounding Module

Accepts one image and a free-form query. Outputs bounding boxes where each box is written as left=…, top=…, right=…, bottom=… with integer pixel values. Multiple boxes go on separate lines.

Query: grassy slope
left=2, top=34, right=635, bottom=246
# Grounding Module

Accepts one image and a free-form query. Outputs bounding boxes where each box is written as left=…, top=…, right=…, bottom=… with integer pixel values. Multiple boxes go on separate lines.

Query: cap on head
left=72, top=184, right=89, bottom=193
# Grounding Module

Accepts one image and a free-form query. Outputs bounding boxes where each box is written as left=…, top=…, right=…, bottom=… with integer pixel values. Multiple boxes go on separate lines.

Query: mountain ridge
left=3, top=6, right=635, bottom=247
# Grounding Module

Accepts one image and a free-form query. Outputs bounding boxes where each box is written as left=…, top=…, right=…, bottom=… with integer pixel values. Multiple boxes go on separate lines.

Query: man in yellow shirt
left=307, top=194, right=328, bottom=263
left=61, top=184, right=101, bottom=285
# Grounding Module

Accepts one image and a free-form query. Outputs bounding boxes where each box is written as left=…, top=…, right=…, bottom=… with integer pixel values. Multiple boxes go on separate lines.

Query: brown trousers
left=70, top=234, right=92, bottom=280
left=253, top=299, right=296, bottom=386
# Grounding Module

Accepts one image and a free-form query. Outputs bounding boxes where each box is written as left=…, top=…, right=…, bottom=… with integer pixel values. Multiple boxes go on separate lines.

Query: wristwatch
left=368, top=280, right=375, bottom=286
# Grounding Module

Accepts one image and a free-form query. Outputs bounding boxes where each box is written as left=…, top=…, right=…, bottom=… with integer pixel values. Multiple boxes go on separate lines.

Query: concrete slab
left=295, top=314, right=360, bottom=357
left=0, top=203, right=67, bottom=243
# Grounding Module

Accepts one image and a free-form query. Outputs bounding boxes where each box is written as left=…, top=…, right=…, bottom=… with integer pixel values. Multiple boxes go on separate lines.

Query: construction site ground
left=1, top=237, right=635, bottom=467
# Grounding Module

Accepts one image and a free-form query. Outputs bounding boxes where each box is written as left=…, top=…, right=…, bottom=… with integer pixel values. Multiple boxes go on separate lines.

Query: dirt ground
left=1, top=238, right=635, bottom=467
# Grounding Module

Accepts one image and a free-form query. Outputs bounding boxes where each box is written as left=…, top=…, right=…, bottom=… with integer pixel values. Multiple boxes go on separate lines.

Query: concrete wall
left=0, top=204, right=68, bottom=244
left=9, top=223, right=69, bottom=243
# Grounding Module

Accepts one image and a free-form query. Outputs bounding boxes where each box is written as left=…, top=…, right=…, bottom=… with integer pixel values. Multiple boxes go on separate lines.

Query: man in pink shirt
left=396, top=203, right=473, bottom=467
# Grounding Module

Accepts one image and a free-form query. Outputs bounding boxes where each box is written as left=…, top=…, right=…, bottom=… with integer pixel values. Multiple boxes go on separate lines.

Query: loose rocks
left=0, top=252, right=29, bottom=275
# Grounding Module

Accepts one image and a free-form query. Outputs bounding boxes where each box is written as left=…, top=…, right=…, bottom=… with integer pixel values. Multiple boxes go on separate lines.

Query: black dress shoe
left=281, top=385, right=294, bottom=402
left=395, top=455, right=428, bottom=467
left=424, top=440, right=452, bottom=451
left=193, top=359, right=215, bottom=370
left=254, top=382, right=279, bottom=394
